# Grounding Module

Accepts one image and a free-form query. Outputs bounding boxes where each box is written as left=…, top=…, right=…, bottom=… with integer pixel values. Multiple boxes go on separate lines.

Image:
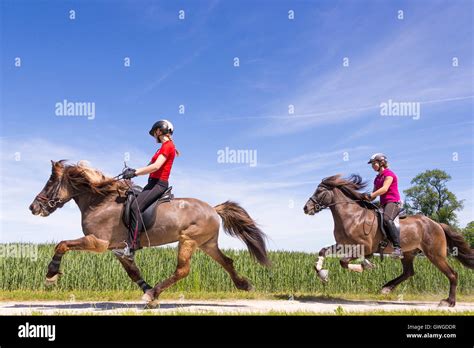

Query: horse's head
left=29, top=160, right=72, bottom=217
left=304, top=174, right=367, bottom=215
left=303, top=182, right=334, bottom=215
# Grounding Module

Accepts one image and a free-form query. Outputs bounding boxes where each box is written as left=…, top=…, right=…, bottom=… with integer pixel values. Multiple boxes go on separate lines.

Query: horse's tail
left=440, top=223, right=474, bottom=269
left=214, top=201, right=270, bottom=266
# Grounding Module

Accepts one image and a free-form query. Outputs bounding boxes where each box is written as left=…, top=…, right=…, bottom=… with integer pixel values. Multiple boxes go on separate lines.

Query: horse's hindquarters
left=142, top=198, right=220, bottom=247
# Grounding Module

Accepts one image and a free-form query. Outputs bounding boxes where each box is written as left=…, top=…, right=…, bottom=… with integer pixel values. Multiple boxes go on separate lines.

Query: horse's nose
left=29, top=201, right=40, bottom=215
left=303, top=205, right=308, bottom=214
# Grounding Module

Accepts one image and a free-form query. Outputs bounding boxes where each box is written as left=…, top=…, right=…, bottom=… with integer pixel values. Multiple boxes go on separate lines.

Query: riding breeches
left=129, top=178, right=169, bottom=248
left=382, top=201, right=401, bottom=248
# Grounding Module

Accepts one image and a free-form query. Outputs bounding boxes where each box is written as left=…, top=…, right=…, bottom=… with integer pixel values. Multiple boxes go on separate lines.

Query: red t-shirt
left=149, top=140, right=176, bottom=181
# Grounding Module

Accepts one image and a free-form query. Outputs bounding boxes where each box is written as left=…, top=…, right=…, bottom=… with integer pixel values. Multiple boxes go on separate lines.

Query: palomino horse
left=29, top=160, right=270, bottom=306
left=303, top=174, right=473, bottom=307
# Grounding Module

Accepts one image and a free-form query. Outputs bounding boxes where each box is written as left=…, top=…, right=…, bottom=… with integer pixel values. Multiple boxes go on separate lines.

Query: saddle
left=122, top=185, right=174, bottom=230
left=360, top=201, right=406, bottom=234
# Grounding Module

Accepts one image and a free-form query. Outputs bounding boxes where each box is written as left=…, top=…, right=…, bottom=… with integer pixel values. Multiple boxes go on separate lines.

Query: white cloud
left=244, top=5, right=474, bottom=136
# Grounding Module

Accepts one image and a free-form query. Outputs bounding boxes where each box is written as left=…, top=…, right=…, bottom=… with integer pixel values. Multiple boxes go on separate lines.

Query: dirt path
left=1, top=298, right=473, bottom=315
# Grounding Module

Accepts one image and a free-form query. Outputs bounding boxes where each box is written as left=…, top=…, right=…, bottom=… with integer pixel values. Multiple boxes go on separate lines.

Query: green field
left=0, top=244, right=473, bottom=298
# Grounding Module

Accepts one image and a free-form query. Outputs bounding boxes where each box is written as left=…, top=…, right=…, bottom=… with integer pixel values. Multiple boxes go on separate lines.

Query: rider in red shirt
left=119, top=120, right=178, bottom=258
left=148, top=139, right=175, bottom=181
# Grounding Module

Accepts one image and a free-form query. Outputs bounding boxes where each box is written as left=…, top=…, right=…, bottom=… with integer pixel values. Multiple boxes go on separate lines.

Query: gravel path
left=1, top=299, right=473, bottom=315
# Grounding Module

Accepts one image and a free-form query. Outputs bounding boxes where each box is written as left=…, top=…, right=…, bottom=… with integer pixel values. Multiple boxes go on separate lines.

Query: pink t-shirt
left=374, top=168, right=400, bottom=206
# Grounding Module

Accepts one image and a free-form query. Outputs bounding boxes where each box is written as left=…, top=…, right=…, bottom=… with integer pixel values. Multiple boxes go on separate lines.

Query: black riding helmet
left=149, top=120, right=174, bottom=137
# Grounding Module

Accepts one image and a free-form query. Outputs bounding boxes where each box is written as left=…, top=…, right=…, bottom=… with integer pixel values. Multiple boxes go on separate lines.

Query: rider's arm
left=370, top=176, right=393, bottom=199
left=134, top=154, right=166, bottom=176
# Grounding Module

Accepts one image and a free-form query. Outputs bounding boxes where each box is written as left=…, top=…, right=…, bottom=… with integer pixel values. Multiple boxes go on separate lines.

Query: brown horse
left=303, top=174, right=473, bottom=307
left=29, top=160, right=270, bottom=306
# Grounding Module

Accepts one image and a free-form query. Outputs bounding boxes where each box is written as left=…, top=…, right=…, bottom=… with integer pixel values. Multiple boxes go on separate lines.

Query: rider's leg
left=128, top=179, right=168, bottom=252
left=383, top=202, right=403, bottom=258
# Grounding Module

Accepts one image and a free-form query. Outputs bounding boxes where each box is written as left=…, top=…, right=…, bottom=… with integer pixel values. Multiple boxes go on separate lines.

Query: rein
left=308, top=182, right=376, bottom=211
left=309, top=186, right=378, bottom=236
left=309, top=196, right=365, bottom=209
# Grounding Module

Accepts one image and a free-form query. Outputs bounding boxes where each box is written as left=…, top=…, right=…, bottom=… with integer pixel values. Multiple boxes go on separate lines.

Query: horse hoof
left=45, top=274, right=59, bottom=286
left=235, top=278, right=254, bottom=291
left=144, top=300, right=160, bottom=310
left=141, top=292, right=154, bottom=303
left=318, top=269, right=329, bottom=282
left=438, top=299, right=454, bottom=307
left=381, top=287, right=392, bottom=294
left=362, top=259, right=375, bottom=270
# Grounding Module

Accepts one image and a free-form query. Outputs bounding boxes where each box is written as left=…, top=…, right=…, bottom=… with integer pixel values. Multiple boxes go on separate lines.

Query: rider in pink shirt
left=374, top=168, right=400, bottom=206
left=366, top=153, right=403, bottom=258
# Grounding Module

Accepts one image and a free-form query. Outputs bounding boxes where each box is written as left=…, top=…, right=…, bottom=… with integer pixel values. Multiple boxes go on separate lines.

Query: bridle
left=308, top=183, right=366, bottom=211
left=35, top=176, right=66, bottom=210
left=308, top=195, right=332, bottom=211
left=35, top=170, right=123, bottom=212
left=308, top=183, right=335, bottom=211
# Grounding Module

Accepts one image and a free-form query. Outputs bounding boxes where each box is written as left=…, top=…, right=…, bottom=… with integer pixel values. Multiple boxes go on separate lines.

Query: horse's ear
left=51, top=160, right=67, bottom=168
left=51, top=160, right=66, bottom=175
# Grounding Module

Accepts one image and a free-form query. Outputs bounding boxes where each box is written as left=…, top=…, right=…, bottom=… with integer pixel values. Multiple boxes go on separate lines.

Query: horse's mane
left=321, top=174, right=368, bottom=202
left=60, top=160, right=129, bottom=196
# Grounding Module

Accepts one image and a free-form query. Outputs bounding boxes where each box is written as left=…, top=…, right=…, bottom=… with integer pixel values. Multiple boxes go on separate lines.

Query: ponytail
left=168, top=134, right=180, bottom=156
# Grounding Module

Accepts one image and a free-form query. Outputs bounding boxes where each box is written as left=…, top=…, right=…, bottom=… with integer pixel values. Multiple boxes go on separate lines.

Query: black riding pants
left=129, top=178, right=168, bottom=248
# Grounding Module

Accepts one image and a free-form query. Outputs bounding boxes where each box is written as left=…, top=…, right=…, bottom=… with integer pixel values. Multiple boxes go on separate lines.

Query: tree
left=403, top=169, right=464, bottom=226
left=462, top=221, right=474, bottom=248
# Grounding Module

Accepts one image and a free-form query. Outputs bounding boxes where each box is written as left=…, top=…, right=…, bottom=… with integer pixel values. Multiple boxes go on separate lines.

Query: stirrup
left=378, top=239, right=389, bottom=261
left=391, top=247, right=404, bottom=259
left=112, top=244, right=135, bottom=260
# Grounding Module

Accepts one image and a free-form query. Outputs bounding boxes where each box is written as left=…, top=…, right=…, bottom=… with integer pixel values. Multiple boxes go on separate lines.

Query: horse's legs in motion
left=423, top=248, right=458, bottom=307
left=340, top=257, right=362, bottom=272
left=115, top=255, right=152, bottom=293
left=315, top=246, right=331, bottom=281
left=315, top=244, right=374, bottom=281
left=142, top=239, right=197, bottom=303
left=200, top=238, right=253, bottom=291
left=381, top=251, right=417, bottom=294
left=46, top=235, right=109, bottom=284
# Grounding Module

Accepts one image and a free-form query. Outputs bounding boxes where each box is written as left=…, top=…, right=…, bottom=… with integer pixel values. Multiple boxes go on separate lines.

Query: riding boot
left=386, top=220, right=403, bottom=259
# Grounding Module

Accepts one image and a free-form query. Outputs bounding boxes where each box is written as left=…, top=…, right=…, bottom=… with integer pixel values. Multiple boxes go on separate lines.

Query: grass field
left=1, top=243, right=472, bottom=299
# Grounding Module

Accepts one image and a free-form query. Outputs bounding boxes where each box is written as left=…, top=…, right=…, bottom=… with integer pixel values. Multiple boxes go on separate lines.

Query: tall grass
left=0, top=244, right=472, bottom=295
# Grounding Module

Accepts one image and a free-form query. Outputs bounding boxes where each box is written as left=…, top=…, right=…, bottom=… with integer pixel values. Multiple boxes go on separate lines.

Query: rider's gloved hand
left=362, top=192, right=373, bottom=201
left=122, top=168, right=137, bottom=179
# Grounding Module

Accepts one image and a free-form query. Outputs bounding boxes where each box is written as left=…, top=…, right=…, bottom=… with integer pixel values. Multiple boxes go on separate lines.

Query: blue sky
left=1, top=0, right=473, bottom=251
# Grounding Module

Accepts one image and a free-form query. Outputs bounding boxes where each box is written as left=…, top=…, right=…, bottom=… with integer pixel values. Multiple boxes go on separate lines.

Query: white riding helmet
left=368, top=153, right=387, bottom=164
